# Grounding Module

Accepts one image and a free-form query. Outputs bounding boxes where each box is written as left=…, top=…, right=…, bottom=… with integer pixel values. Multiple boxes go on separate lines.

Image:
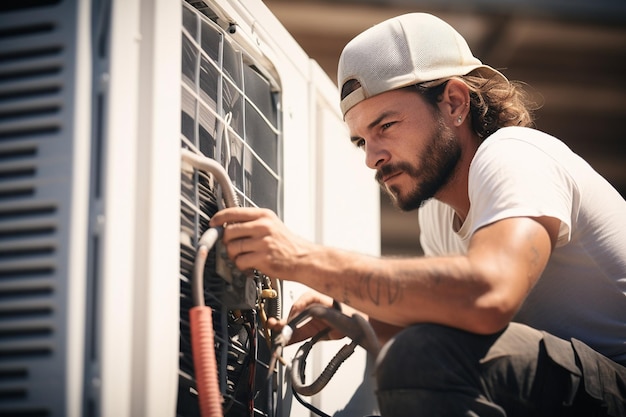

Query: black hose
left=284, top=304, right=380, bottom=397
left=291, top=338, right=357, bottom=396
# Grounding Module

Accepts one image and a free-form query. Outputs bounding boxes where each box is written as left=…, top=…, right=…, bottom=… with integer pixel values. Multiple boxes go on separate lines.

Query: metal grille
left=178, top=2, right=282, bottom=416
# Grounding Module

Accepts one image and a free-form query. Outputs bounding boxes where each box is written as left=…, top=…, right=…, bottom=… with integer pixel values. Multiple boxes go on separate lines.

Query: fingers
left=209, top=207, right=275, bottom=229
left=284, top=290, right=334, bottom=326
left=209, top=207, right=267, bottom=269
left=268, top=290, right=349, bottom=346
left=266, top=317, right=284, bottom=331
left=290, top=290, right=333, bottom=316
left=210, top=207, right=273, bottom=256
left=208, top=206, right=308, bottom=282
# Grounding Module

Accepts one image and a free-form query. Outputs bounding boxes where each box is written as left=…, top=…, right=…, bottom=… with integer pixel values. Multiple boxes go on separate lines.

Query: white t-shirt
left=419, top=126, right=626, bottom=364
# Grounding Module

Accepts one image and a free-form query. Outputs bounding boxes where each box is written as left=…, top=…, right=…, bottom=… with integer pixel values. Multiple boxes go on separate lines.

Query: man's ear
left=440, top=79, right=471, bottom=126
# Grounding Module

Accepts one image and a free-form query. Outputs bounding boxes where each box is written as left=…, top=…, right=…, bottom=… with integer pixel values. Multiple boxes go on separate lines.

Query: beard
left=376, top=116, right=462, bottom=211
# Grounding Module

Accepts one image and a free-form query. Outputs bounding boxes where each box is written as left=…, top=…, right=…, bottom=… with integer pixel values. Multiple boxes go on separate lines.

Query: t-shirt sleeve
left=468, top=137, right=575, bottom=247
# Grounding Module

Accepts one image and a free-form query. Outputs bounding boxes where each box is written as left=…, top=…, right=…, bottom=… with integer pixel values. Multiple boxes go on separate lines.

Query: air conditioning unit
left=0, top=1, right=379, bottom=416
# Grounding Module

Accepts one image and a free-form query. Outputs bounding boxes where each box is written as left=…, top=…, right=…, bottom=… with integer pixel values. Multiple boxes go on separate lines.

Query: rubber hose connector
left=190, top=306, right=223, bottom=417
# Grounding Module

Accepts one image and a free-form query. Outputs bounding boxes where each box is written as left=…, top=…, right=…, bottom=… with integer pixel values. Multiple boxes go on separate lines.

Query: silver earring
left=457, top=115, right=463, bottom=124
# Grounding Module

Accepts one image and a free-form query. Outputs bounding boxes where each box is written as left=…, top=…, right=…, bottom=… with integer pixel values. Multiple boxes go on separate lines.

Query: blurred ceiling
left=264, top=0, right=626, bottom=255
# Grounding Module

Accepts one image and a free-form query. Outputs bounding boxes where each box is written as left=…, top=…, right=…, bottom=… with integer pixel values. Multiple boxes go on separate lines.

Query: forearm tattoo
left=358, top=273, right=401, bottom=306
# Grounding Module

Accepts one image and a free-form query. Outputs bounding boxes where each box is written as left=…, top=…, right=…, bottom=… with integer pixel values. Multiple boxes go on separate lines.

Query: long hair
left=416, top=73, right=539, bottom=139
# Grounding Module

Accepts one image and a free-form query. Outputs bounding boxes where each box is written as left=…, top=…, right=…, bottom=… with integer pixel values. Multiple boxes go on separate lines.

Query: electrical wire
left=247, top=309, right=257, bottom=417
left=291, top=386, right=331, bottom=417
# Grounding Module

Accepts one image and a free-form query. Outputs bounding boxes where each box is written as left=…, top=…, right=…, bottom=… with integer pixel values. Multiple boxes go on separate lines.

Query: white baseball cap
left=338, top=13, right=508, bottom=117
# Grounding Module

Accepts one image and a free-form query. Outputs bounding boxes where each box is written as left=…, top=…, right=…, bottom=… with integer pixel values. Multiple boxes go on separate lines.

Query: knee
left=375, top=323, right=487, bottom=391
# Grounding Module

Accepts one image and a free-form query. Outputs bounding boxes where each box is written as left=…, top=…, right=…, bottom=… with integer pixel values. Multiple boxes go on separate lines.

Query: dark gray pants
left=375, top=322, right=626, bottom=416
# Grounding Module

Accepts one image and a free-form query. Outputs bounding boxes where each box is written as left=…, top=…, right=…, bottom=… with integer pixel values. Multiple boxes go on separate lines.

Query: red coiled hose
left=190, top=239, right=224, bottom=417
left=190, top=305, right=223, bottom=417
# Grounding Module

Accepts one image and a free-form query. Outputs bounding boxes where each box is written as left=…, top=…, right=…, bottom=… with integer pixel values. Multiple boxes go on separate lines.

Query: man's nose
left=365, top=141, right=390, bottom=170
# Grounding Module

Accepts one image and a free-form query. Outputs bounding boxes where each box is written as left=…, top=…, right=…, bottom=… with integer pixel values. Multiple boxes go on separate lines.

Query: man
left=210, top=13, right=626, bottom=416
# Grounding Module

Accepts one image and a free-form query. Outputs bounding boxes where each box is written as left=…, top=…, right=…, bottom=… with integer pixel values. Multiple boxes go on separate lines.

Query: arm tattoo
left=359, top=273, right=401, bottom=306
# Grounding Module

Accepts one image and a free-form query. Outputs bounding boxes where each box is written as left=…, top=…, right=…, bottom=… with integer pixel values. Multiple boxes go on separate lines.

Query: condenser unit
left=0, top=1, right=379, bottom=416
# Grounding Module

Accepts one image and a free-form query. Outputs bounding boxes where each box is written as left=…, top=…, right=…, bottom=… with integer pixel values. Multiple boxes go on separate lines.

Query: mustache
left=375, top=162, right=415, bottom=184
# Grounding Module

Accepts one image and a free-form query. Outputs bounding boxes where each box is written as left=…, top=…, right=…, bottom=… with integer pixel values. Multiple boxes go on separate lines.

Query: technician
left=211, top=13, right=626, bottom=416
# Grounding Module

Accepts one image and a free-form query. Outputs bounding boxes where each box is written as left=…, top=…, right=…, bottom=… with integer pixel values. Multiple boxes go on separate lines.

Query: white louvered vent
left=0, top=1, right=77, bottom=416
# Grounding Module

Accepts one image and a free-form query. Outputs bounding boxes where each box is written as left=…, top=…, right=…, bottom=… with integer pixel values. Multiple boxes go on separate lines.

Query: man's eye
left=355, top=139, right=366, bottom=149
left=382, top=122, right=394, bottom=130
